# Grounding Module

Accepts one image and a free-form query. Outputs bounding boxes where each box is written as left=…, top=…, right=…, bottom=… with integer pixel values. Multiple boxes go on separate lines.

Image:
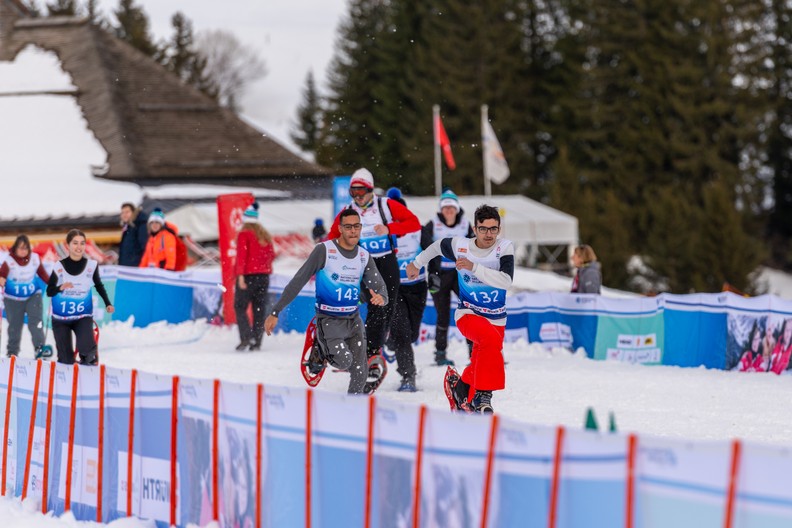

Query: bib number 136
left=60, top=300, right=86, bottom=315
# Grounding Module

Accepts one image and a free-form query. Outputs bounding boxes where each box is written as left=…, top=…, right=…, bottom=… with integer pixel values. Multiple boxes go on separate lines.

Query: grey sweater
left=271, top=240, right=388, bottom=317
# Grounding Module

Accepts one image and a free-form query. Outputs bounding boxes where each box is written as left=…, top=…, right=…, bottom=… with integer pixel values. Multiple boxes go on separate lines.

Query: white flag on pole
left=482, top=117, right=510, bottom=184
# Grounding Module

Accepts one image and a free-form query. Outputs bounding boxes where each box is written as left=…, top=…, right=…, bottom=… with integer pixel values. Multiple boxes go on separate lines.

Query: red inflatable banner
left=217, top=193, right=255, bottom=324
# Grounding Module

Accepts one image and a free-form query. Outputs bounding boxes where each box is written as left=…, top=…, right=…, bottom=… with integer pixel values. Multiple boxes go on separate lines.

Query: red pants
left=457, top=314, right=505, bottom=397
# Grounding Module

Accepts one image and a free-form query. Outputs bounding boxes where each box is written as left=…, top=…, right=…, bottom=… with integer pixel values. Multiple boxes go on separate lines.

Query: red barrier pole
left=364, top=396, right=376, bottom=528
left=305, top=389, right=313, bottom=528
left=21, top=359, right=42, bottom=500
left=480, top=414, right=500, bottom=528
left=548, top=426, right=565, bottom=528
left=126, top=369, right=137, bottom=517
left=97, top=365, right=105, bottom=522
left=170, top=376, right=179, bottom=527
left=42, top=362, right=56, bottom=514
left=411, top=405, right=427, bottom=528
left=724, top=439, right=742, bottom=528
left=65, top=364, right=79, bottom=511
left=212, top=379, right=220, bottom=521
left=2, top=355, right=17, bottom=496
left=256, top=383, right=263, bottom=528
left=625, top=434, right=637, bottom=528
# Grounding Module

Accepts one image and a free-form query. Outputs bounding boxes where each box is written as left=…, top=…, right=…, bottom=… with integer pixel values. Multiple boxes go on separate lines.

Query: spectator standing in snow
left=327, top=168, right=420, bottom=361
left=312, top=218, right=327, bottom=243
left=46, top=229, right=114, bottom=365
left=0, top=235, right=50, bottom=358
left=234, top=203, right=275, bottom=351
left=118, top=202, right=149, bottom=266
left=421, top=189, right=474, bottom=366
left=264, top=208, right=389, bottom=394
left=407, top=205, right=514, bottom=413
left=139, top=208, right=179, bottom=271
left=384, top=188, right=426, bottom=392
left=570, top=244, right=602, bottom=294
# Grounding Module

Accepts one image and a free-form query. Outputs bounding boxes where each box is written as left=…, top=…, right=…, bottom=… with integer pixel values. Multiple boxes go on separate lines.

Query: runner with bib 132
left=406, top=204, right=514, bottom=413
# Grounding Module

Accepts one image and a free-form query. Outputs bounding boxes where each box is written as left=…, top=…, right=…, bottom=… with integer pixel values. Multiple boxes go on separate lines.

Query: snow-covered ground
left=4, top=307, right=792, bottom=526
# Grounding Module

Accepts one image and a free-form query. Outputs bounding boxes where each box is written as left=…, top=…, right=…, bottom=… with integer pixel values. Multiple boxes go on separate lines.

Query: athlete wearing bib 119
left=327, top=168, right=420, bottom=360
left=265, top=209, right=389, bottom=394
left=46, top=229, right=114, bottom=365
left=407, top=205, right=514, bottom=414
left=0, top=235, right=51, bottom=357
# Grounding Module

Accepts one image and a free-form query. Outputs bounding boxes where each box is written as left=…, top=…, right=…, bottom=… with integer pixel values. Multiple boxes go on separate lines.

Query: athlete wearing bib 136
left=407, top=204, right=514, bottom=414
left=46, top=229, right=114, bottom=366
left=0, top=235, right=51, bottom=357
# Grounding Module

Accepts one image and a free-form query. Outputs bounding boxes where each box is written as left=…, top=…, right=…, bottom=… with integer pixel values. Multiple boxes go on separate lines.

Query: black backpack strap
left=378, top=197, right=395, bottom=252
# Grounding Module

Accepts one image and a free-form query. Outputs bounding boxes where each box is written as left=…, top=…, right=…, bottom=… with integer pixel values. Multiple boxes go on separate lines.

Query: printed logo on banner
left=606, top=333, right=661, bottom=364
left=117, top=453, right=179, bottom=522
left=539, top=322, right=573, bottom=349
left=58, top=444, right=98, bottom=506
left=642, top=447, right=678, bottom=467
left=499, top=428, right=528, bottom=447
left=106, top=374, right=121, bottom=390
left=377, top=408, right=397, bottom=425
left=266, top=393, right=284, bottom=409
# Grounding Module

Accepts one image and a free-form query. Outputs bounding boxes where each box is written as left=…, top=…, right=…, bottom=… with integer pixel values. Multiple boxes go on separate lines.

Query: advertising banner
left=177, top=376, right=214, bottom=527
left=332, top=176, right=352, bottom=218
left=217, top=193, right=255, bottom=325
left=101, top=367, right=134, bottom=523
left=594, top=296, right=665, bottom=365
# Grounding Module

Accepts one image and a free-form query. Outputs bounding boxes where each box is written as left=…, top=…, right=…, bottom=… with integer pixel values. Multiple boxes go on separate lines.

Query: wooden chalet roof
left=0, top=5, right=332, bottom=194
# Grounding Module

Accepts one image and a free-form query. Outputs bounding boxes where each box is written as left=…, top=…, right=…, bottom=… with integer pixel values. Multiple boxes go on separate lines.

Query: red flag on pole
left=434, top=114, right=456, bottom=170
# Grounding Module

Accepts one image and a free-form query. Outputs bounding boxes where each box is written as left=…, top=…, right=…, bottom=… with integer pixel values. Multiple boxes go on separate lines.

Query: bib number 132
left=469, top=290, right=499, bottom=304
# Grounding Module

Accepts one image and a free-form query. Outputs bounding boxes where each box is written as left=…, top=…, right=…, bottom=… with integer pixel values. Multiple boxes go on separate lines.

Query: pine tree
left=315, top=0, right=392, bottom=175
left=291, top=71, right=322, bottom=154
left=113, top=0, right=157, bottom=57
left=766, top=0, right=792, bottom=266
left=159, top=12, right=217, bottom=100
left=46, top=0, right=76, bottom=16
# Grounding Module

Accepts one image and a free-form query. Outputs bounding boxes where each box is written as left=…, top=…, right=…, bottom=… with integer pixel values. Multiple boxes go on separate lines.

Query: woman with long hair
left=234, top=203, right=275, bottom=351
left=45, top=229, right=114, bottom=365
left=770, top=318, right=792, bottom=374
left=737, top=320, right=764, bottom=372
left=0, top=235, right=51, bottom=358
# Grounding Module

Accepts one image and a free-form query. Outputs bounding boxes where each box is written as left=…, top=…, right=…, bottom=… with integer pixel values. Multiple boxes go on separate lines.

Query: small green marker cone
left=585, top=407, right=599, bottom=431
left=608, top=411, right=617, bottom=432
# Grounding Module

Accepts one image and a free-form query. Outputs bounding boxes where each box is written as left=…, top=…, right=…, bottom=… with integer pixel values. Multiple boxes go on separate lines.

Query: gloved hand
left=428, top=273, right=442, bottom=295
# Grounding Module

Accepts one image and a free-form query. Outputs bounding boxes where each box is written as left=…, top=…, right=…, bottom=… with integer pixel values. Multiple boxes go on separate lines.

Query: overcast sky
left=96, top=0, right=348, bottom=155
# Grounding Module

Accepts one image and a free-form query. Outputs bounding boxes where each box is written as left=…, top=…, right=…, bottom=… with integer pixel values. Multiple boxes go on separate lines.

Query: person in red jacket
left=234, top=203, right=275, bottom=351
left=328, top=168, right=421, bottom=361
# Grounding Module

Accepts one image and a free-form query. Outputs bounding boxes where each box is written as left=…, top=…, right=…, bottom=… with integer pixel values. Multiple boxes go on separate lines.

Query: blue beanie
left=243, top=202, right=259, bottom=222
left=439, top=190, right=460, bottom=212
left=314, top=217, right=324, bottom=226
left=148, top=207, right=166, bottom=225
left=386, top=187, right=402, bottom=201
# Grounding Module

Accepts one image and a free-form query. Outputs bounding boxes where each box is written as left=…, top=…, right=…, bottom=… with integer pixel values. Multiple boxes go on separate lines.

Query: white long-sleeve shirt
left=412, top=236, right=515, bottom=325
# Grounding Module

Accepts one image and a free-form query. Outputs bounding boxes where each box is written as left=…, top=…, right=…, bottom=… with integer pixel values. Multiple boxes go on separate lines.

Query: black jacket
left=118, top=209, right=149, bottom=266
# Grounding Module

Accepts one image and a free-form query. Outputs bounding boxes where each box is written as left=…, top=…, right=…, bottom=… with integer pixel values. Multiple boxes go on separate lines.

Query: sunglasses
left=349, top=186, right=372, bottom=198
left=476, top=225, right=500, bottom=235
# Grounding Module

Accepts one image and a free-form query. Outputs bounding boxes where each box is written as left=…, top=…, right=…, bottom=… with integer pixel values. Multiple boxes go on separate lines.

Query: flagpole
left=433, top=104, right=442, bottom=196
left=482, top=104, right=492, bottom=197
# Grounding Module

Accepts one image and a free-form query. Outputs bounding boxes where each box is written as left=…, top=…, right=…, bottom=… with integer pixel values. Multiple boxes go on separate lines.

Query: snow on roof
left=0, top=46, right=142, bottom=218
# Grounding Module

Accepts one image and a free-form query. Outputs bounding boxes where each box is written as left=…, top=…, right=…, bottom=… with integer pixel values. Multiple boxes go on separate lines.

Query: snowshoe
left=235, top=341, right=251, bottom=351
left=443, top=366, right=472, bottom=412
left=363, top=354, right=388, bottom=394
left=300, top=318, right=326, bottom=387
left=35, top=345, right=54, bottom=360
